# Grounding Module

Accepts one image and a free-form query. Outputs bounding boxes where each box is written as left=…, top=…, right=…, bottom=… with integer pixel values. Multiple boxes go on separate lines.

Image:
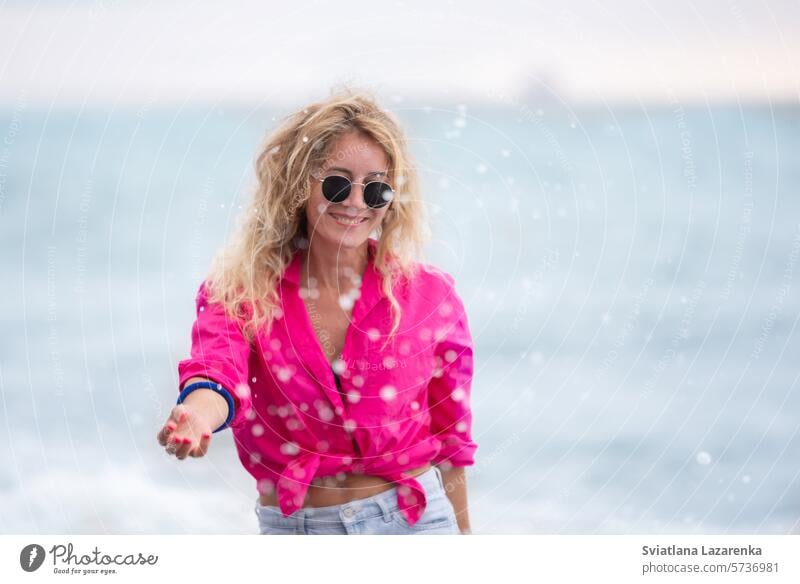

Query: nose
left=342, top=182, right=369, bottom=211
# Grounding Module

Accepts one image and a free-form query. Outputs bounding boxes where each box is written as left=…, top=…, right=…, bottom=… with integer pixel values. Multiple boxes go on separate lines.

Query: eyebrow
left=326, top=166, right=387, bottom=178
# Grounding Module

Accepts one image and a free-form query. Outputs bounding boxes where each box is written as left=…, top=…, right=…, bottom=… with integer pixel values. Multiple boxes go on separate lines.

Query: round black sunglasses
left=315, top=175, right=395, bottom=209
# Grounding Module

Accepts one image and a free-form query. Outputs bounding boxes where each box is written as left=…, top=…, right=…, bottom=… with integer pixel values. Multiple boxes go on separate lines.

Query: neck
left=302, top=239, right=370, bottom=290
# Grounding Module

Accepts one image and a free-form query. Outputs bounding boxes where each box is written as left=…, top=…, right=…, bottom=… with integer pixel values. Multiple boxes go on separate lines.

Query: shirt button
left=342, top=507, right=354, bottom=518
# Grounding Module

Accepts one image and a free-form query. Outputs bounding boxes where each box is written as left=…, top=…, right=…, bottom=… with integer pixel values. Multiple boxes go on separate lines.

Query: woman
left=156, top=88, right=478, bottom=535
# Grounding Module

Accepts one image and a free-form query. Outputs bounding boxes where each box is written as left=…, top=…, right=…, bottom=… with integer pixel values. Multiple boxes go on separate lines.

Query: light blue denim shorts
left=254, top=465, right=459, bottom=534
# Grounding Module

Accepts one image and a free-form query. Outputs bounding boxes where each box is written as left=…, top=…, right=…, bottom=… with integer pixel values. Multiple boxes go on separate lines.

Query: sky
left=0, top=0, right=797, bottom=106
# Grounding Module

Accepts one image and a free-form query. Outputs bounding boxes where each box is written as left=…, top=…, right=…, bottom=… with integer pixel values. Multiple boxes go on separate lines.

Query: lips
left=328, top=212, right=369, bottom=226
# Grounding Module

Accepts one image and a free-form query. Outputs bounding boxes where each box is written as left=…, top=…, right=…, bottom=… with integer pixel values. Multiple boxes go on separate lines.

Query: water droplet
left=332, top=359, right=347, bottom=374
left=281, top=441, right=300, bottom=455
left=444, top=349, right=457, bottom=362
left=249, top=452, right=262, bottom=464
left=302, top=135, right=309, bottom=143
left=367, top=328, right=380, bottom=342
left=475, top=163, right=488, bottom=174
left=338, top=295, right=354, bottom=310
left=397, top=453, right=409, bottom=465
left=451, top=387, right=466, bottom=401
left=343, top=419, right=357, bottom=432
left=352, top=375, right=364, bottom=388
left=380, top=385, right=397, bottom=401
left=270, top=338, right=282, bottom=351
left=696, top=451, right=712, bottom=465
left=251, top=423, right=264, bottom=437
left=456, top=421, right=468, bottom=433
left=742, top=475, right=751, bottom=484
left=346, top=390, right=361, bottom=403
left=411, top=400, right=419, bottom=410
left=257, top=478, right=275, bottom=495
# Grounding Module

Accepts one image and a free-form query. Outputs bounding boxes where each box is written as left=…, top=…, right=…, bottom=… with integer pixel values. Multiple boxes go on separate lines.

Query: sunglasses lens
left=364, top=182, right=394, bottom=208
left=321, top=175, right=351, bottom=203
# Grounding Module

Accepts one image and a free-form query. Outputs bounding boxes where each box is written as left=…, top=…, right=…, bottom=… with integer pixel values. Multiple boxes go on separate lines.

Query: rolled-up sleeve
left=177, top=280, right=253, bottom=430
left=427, top=275, right=478, bottom=468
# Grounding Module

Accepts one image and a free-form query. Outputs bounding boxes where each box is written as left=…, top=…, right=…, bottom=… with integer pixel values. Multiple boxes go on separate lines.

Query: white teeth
left=330, top=214, right=367, bottom=226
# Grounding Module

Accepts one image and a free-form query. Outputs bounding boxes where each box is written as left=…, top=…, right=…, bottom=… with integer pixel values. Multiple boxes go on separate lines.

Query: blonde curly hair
left=203, top=85, right=429, bottom=346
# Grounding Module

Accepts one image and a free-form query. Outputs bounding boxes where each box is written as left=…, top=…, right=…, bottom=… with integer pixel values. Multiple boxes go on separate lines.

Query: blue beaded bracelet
left=177, top=380, right=236, bottom=433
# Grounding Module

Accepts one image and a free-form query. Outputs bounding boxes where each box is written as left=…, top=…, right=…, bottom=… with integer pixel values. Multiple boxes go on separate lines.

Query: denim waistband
left=255, top=465, right=445, bottom=527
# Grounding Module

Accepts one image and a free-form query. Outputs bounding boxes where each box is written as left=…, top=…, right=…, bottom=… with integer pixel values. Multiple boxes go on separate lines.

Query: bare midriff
left=258, top=462, right=432, bottom=508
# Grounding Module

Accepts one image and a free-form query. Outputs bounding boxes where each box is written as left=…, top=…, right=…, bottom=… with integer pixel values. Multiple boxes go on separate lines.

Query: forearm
left=180, top=376, right=230, bottom=431
left=438, top=464, right=471, bottom=534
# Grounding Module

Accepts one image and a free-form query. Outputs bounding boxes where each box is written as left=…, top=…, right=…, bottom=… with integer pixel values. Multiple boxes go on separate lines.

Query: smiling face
left=305, top=129, right=392, bottom=250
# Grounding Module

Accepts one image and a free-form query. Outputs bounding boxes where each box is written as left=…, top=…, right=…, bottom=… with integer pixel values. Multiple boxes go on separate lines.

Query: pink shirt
left=177, top=238, right=477, bottom=526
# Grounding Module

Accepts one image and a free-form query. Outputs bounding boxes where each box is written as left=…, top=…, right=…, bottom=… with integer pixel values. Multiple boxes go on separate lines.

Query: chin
left=325, top=229, right=371, bottom=249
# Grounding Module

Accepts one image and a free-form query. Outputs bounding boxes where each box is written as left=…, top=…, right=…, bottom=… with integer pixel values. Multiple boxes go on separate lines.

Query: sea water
left=0, top=101, right=797, bottom=534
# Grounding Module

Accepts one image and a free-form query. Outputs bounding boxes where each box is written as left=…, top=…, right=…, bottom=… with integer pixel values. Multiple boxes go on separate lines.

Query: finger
left=175, top=437, right=193, bottom=460
left=157, top=422, right=177, bottom=446
left=198, top=432, right=211, bottom=456
left=190, top=433, right=211, bottom=457
left=165, top=435, right=183, bottom=456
